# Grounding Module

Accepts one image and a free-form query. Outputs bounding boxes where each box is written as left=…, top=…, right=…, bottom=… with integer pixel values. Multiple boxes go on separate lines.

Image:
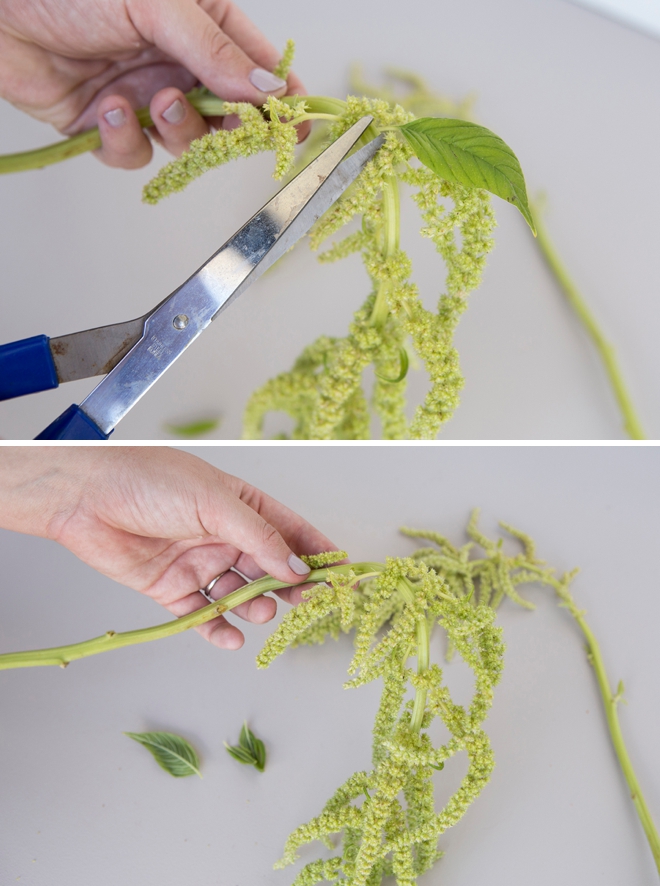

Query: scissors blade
left=80, top=117, right=384, bottom=434
left=49, top=315, right=149, bottom=382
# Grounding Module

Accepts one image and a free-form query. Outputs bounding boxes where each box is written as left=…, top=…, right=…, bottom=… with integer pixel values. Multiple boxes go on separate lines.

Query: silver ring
left=200, top=572, right=227, bottom=601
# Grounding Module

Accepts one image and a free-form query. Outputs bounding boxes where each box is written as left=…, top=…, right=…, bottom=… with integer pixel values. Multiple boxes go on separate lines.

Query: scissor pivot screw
left=173, top=314, right=189, bottom=330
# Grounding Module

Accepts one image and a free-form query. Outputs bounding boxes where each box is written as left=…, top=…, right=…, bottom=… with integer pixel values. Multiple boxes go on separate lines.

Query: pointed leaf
left=399, top=117, right=535, bottom=233
left=125, top=731, right=202, bottom=778
left=239, top=722, right=256, bottom=754
left=252, top=737, right=266, bottom=772
left=226, top=724, right=267, bottom=772
left=224, top=742, right=259, bottom=766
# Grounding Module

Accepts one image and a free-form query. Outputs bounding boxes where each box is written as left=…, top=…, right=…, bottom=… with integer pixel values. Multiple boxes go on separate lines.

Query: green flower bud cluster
left=143, top=95, right=304, bottom=204
left=252, top=513, right=598, bottom=885
left=256, top=552, right=505, bottom=885
left=143, top=45, right=496, bottom=439
left=242, top=98, right=495, bottom=440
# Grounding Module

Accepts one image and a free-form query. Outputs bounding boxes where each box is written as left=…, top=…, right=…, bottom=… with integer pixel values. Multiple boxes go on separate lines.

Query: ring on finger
left=200, top=572, right=228, bottom=601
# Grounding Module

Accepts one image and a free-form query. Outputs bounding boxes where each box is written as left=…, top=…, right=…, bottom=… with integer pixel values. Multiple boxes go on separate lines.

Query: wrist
left=0, top=446, right=98, bottom=538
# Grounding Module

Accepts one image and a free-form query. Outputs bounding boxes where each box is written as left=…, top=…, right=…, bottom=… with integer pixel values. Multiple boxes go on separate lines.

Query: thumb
left=133, top=0, right=288, bottom=102
left=210, top=494, right=311, bottom=585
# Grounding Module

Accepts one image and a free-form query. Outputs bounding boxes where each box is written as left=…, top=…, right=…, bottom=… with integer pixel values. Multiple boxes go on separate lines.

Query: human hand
left=0, top=0, right=308, bottom=168
left=0, top=447, right=340, bottom=649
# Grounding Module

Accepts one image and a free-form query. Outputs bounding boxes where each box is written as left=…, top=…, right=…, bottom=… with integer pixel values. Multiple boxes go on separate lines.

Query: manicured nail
left=288, top=553, right=311, bottom=576
left=162, top=99, right=185, bottom=124
left=103, top=108, right=126, bottom=128
left=249, top=67, right=287, bottom=94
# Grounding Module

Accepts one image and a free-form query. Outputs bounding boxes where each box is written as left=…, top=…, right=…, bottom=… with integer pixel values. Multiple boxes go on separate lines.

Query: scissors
left=0, top=117, right=383, bottom=440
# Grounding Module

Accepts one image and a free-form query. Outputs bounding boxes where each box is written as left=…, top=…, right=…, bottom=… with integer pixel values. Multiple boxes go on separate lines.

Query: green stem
left=287, top=113, right=339, bottom=127
left=370, top=173, right=400, bottom=327
left=0, top=93, right=347, bottom=175
left=554, top=581, right=660, bottom=873
left=0, top=562, right=382, bottom=671
left=397, top=578, right=430, bottom=733
left=531, top=205, right=645, bottom=440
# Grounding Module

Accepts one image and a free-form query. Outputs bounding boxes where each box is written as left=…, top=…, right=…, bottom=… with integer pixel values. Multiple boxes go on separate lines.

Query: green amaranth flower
left=253, top=514, right=588, bottom=885
left=256, top=554, right=504, bottom=885
left=143, top=44, right=496, bottom=440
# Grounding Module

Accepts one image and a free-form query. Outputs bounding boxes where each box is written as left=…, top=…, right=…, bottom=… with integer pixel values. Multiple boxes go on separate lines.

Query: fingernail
left=162, top=98, right=185, bottom=125
left=103, top=108, right=126, bottom=128
left=288, top=553, right=311, bottom=576
left=249, top=67, right=287, bottom=94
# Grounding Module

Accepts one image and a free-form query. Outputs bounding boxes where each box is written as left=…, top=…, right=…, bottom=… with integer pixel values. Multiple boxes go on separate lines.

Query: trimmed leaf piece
left=399, top=117, right=535, bottom=233
left=225, top=722, right=266, bottom=772
left=165, top=418, right=220, bottom=438
left=124, top=731, right=202, bottom=778
left=375, top=346, right=409, bottom=384
left=225, top=744, right=259, bottom=766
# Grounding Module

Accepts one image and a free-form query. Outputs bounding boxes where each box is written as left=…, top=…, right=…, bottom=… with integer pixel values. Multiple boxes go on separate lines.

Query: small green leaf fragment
left=399, top=117, right=535, bottom=234
left=431, top=762, right=445, bottom=771
left=375, top=347, right=409, bottom=384
left=225, top=723, right=267, bottom=772
left=165, top=418, right=220, bottom=438
left=614, top=679, right=627, bottom=705
left=124, top=731, right=202, bottom=778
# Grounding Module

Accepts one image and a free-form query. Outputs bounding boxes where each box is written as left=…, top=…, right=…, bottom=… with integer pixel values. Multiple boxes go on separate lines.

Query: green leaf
left=239, top=722, right=257, bottom=754
left=399, top=117, right=535, bottom=234
left=375, top=347, right=409, bottom=384
left=225, top=723, right=267, bottom=772
left=252, top=737, right=266, bottom=772
left=225, top=743, right=259, bottom=766
left=165, top=418, right=220, bottom=438
left=124, top=731, right=202, bottom=778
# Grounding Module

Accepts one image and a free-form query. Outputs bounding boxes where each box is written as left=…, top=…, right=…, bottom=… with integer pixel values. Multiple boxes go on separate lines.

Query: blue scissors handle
left=0, top=335, right=59, bottom=400
left=1, top=118, right=383, bottom=439
left=35, top=404, right=109, bottom=440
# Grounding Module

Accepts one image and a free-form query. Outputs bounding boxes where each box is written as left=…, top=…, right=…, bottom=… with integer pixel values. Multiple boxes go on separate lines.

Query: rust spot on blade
left=98, top=329, right=137, bottom=375
left=49, top=340, right=70, bottom=357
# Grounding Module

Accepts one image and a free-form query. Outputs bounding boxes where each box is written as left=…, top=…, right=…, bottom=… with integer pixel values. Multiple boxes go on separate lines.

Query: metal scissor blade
left=50, top=315, right=148, bottom=382
left=49, top=293, right=172, bottom=383
left=198, top=123, right=386, bottom=318
left=80, top=117, right=384, bottom=434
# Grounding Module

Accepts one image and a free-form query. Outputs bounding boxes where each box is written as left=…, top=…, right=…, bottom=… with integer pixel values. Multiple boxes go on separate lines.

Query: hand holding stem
left=0, top=446, right=341, bottom=649
left=0, top=0, right=308, bottom=168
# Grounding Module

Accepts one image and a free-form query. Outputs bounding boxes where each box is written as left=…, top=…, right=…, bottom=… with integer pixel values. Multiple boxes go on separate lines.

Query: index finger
left=212, top=2, right=307, bottom=96
left=218, top=475, right=346, bottom=585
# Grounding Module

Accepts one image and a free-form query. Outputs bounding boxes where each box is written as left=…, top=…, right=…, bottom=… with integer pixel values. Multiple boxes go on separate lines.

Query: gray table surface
left=1, top=0, right=659, bottom=440
left=0, top=445, right=659, bottom=885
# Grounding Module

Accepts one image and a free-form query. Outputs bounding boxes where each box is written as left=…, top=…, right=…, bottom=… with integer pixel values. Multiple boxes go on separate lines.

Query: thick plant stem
left=370, top=174, right=400, bottom=327
left=397, top=578, right=431, bottom=733
left=553, top=578, right=660, bottom=873
left=532, top=206, right=645, bottom=440
left=0, top=94, right=344, bottom=175
left=0, top=562, right=382, bottom=671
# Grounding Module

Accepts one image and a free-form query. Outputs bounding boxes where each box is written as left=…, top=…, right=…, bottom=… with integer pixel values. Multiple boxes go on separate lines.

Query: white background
left=568, top=0, right=660, bottom=38
left=0, top=445, right=659, bottom=884
left=0, top=0, right=659, bottom=439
